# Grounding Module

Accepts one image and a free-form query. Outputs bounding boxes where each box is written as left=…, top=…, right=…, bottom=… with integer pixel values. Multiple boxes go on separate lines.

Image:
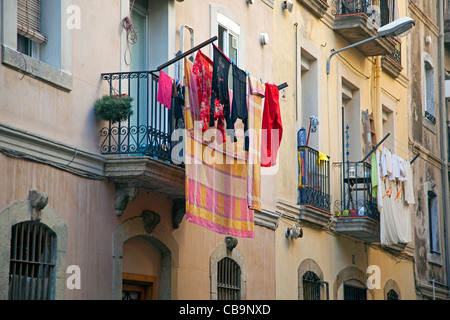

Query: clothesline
left=158, top=36, right=287, bottom=95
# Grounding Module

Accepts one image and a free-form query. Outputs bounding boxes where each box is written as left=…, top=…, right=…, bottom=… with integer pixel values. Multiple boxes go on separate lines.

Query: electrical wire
left=0, top=146, right=106, bottom=181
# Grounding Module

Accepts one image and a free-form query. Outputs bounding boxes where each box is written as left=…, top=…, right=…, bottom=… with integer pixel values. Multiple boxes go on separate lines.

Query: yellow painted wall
left=272, top=0, right=415, bottom=300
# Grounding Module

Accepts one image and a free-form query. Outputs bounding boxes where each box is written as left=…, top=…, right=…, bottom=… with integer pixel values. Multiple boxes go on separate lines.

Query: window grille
left=217, top=257, right=241, bottom=300
left=343, top=283, right=367, bottom=300
left=387, top=289, right=399, bottom=300
left=17, top=0, right=48, bottom=44
left=303, top=271, right=321, bottom=300
left=8, top=221, right=56, bottom=300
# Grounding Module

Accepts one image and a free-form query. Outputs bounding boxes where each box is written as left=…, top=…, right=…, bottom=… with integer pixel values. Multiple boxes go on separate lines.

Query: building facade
left=0, top=0, right=448, bottom=300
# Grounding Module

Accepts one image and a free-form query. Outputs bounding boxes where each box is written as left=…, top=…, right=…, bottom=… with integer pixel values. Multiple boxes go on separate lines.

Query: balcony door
left=128, top=0, right=174, bottom=158
left=130, top=3, right=149, bottom=149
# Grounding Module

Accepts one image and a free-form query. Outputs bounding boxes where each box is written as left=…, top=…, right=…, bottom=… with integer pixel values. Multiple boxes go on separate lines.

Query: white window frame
left=210, top=5, right=245, bottom=70
left=217, top=12, right=240, bottom=65
left=1, top=0, right=73, bottom=91
left=422, top=52, right=436, bottom=129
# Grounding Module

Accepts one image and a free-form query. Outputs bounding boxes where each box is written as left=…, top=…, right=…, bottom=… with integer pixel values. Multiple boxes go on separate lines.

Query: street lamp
left=326, top=16, right=415, bottom=74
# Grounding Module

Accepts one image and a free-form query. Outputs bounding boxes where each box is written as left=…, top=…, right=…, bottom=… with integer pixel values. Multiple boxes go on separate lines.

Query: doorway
left=122, top=273, right=156, bottom=300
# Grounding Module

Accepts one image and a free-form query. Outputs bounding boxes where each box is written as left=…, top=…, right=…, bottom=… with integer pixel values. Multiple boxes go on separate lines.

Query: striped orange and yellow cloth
left=184, top=58, right=260, bottom=238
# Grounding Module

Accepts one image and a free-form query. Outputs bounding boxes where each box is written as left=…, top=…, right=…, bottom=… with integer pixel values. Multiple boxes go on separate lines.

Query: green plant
left=94, top=95, right=133, bottom=123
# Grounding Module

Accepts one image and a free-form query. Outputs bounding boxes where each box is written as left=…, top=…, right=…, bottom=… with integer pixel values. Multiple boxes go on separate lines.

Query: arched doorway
left=112, top=216, right=179, bottom=300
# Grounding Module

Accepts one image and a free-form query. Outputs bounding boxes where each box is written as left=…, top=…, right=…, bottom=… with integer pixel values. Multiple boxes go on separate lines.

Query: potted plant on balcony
left=94, top=94, right=133, bottom=124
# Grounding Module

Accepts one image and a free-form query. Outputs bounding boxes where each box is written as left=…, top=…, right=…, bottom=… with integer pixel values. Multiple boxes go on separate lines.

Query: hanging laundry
left=261, top=83, right=283, bottom=167
left=371, top=153, right=378, bottom=198
left=246, top=76, right=264, bottom=211
left=316, top=152, right=329, bottom=168
left=376, top=150, right=415, bottom=246
left=157, top=70, right=173, bottom=109
left=184, top=58, right=255, bottom=238
left=184, top=58, right=200, bottom=133
left=211, top=44, right=231, bottom=130
left=171, top=80, right=185, bottom=129
left=231, top=64, right=249, bottom=151
left=192, top=50, right=214, bottom=132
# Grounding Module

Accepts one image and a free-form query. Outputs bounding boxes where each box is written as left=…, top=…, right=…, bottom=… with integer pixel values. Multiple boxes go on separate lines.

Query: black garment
left=231, top=64, right=249, bottom=150
left=211, top=44, right=231, bottom=127
left=171, top=81, right=185, bottom=129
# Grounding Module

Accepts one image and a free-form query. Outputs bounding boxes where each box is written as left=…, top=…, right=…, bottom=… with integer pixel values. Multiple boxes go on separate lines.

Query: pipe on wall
left=437, top=0, right=450, bottom=293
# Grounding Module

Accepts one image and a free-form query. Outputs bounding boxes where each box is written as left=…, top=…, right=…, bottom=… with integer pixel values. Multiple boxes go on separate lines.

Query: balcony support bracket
left=114, top=182, right=140, bottom=217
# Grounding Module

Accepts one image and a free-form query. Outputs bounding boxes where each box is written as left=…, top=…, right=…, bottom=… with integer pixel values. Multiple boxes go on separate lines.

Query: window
left=217, top=12, right=240, bottom=65
left=8, top=221, right=56, bottom=300
left=217, top=257, right=241, bottom=300
left=122, top=273, right=156, bottom=301
left=387, top=289, right=399, bottom=300
left=428, top=189, right=440, bottom=255
left=343, top=283, right=367, bottom=300
left=303, top=271, right=321, bottom=300
left=17, top=0, right=47, bottom=57
left=1, top=0, right=72, bottom=91
left=424, top=60, right=436, bottom=125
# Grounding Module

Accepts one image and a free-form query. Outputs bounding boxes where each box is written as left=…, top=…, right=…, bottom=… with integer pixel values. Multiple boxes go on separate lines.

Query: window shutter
left=17, top=0, right=48, bottom=44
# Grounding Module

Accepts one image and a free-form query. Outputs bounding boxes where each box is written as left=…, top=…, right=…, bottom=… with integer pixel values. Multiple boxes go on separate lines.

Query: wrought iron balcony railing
left=333, top=0, right=391, bottom=27
left=387, top=37, right=401, bottom=66
left=334, top=161, right=379, bottom=221
left=100, top=71, right=175, bottom=162
left=298, top=146, right=331, bottom=212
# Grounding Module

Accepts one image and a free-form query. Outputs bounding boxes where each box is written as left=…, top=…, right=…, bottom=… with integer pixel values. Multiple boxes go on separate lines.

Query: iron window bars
left=217, top=257, right=241, bottom=300
left=8, top=221, right=56, bottom=300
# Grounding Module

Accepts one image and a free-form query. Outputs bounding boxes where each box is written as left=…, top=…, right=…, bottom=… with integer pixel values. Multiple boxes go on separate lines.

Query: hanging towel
left=371, top=153, right=378, bottom=198
left=316, top=152, right=329, bottom=168
left=184, top=58, right=200, bottom=132
left=261, top=83, right=283, bottom=167
left=246, top=76, right=263, bottom=211
left=157, top=70, right=173, bottom=109
left=377, top=150, right=413, bottom=246
left=184, top=59, right=255, bottom=238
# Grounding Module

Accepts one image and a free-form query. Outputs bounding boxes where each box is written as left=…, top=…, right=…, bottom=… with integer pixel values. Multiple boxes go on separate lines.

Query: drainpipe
left=429, top=279, right=449, bottom=300
left=437, top=0, right=450, bottom=293
left=374, top=56, right=382, bottom=148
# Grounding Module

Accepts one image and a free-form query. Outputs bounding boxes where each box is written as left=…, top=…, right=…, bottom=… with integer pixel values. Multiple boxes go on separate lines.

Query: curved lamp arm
left=326, top=35, right=380, bottom=74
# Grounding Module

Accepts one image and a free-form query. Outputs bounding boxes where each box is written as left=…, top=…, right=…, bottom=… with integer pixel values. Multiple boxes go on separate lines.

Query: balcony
left=100, top=71, right=185, bottom=216
left=297, top=146, right=333, bottom=228
left=381, top=37, right=402, bottom=78
left=334, top=161, right=380, bottom=243
left=332, top=0, right=396, bottom=56
left=297, top=0, right=330, bottom=18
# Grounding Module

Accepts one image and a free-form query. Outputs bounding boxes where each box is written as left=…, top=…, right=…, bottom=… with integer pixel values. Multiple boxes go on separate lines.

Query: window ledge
left=428, top=252, right=443, bottom=266
left=2, top=45, right=72, bottom=92
left=423, top=115, right=437, bottom=134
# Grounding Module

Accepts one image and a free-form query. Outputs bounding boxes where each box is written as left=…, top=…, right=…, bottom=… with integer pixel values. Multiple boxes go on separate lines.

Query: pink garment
left=157, top=70, right=173, bottom=109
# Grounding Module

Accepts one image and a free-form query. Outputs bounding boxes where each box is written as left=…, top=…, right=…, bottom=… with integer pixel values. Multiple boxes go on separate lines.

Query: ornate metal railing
left=332, top=0, right=392, bottom=27
left=298, top=146, right=331, bottom=212
left=387, top=37, right=402, bottom=66
left=100, top=71, right=175, bottom=162
left=425, top=110, right=436, bottom=125
left=333, top=0, right=378, bottom=16
left=334, top=161, right=379, bottom=221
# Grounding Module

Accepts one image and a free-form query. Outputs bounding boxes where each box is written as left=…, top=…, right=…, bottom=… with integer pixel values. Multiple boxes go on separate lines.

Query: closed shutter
left=17, top=0, right=48, bottom=44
